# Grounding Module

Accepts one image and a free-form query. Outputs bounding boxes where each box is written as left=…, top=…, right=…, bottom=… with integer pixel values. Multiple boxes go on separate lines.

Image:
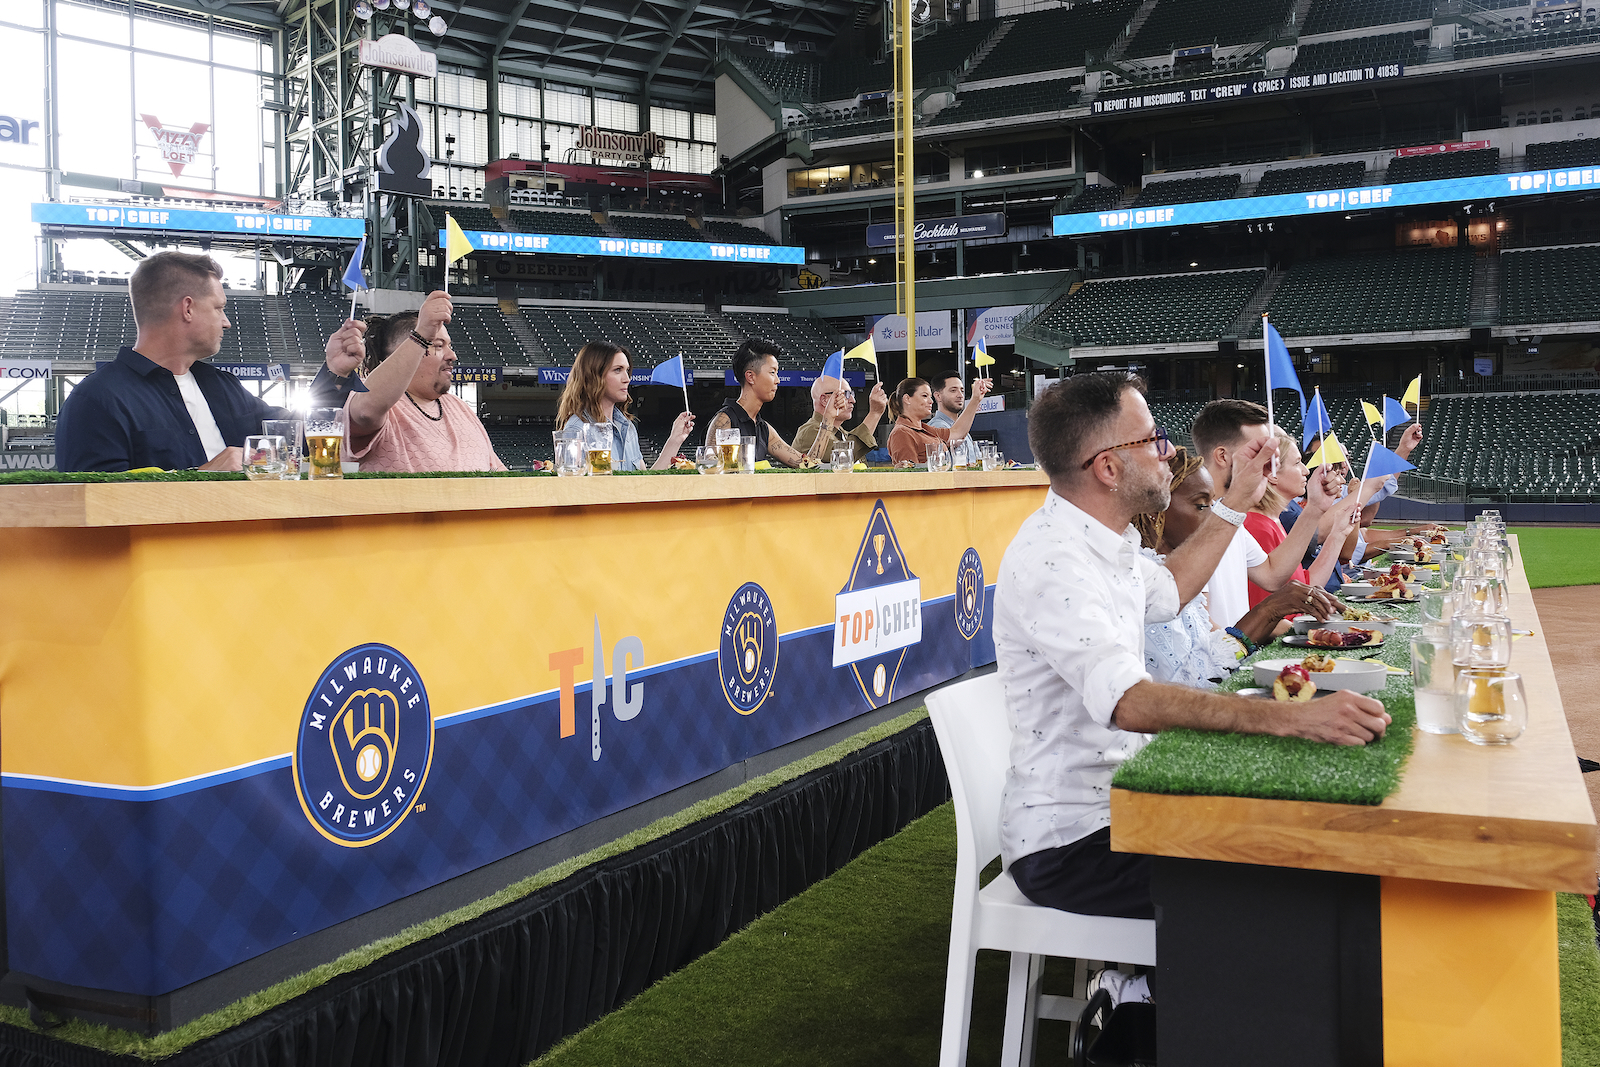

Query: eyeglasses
left=1080, top=426, right=1172, bottom=470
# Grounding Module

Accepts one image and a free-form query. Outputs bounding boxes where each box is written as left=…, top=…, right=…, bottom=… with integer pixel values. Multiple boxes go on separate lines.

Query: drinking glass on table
left=1410, top=635, right=1458, bottom=735
left=980, top=442, right=1000, bottom=472
left=1456, top=668, right=1527, bottom=746
left=1450, top=612, right=1512, bottom=669
left=832, top=445, right=853, bottom=473
left=243, top=435, right=287, bottom=480
left=1439, top=556, right=1461, bottom=586
left=716, top=427, right=741, bottom=472
left=926, top=439, right=951, bottom=473
left=263, top=419, right=303, bottom=479
left=553, top=432, right=586, bottom=476
left=305, top=408, right=345, bottom=480
left=739, top=435, right=757, bottom=474
left=694, top=445, right=722, bottom=475
left=1419, top=587, right=1452, bottom=627
left=1452, top=574, right=1505, bottom=616
left=583, top=421, right=613, bottom=475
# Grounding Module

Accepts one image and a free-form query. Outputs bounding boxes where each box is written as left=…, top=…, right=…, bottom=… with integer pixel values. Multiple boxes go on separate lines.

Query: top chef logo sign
left=834, top=500, right=921, bottom=707
left=140, top=114, right=208, bottom=178
left=294, top=643, right=434, bottom=847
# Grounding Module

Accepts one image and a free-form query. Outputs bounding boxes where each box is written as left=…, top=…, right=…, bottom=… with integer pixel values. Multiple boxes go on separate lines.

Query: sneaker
left=1087, top=967, right=1153, bottom=1007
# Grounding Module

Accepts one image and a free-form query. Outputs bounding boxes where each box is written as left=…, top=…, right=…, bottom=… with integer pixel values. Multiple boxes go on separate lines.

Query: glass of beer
left=716, top=428, right=741, bottom=472
left=263, top=419, right=304, bottom=479
left=243, top=435, right=286, bottom=480
left=584, top=421, right=613, bottom=475
left=1456, top=668, right=1527, bottom=745
left=305, top=408, right=345, bottom=480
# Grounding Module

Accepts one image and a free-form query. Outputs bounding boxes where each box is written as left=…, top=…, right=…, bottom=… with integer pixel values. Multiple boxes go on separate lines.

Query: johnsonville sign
left=865, top=212, right=1007, bottom=248
left=577, top=126, right=666, bottom=163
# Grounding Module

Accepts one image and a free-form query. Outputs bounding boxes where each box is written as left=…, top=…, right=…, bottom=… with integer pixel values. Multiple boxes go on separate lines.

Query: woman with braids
left=323, top=290, right=505, bottom=472
left=886, top=375, right=992, bottom=466
left=556, top=341, right=694, bottom=470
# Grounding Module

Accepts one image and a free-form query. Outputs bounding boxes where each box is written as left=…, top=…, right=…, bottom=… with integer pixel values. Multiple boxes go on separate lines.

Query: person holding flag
left=704, top=338, right=840, bottom=467
left=887, top=373, right=993, bottom=465
left=556, top=342, right=694, bottom=471
left=791, top=349, right=889, bottom=464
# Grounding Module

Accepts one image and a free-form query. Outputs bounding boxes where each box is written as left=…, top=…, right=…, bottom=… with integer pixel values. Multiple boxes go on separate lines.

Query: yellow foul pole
left=893, top=0, right=915, bottom=377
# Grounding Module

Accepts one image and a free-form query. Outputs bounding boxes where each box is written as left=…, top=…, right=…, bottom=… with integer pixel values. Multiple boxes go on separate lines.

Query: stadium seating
left=1029, top=269, right=1265, bottom=346
left=1254, top=160, right=1366, bottom=196
left=1454, top=22, right=1600, bottom=60
left=1525, top=138, right=1600, bottom=169
left=610, top=215, right=707, bottom=243
left=445, top=304, right=527, bottom=365
left=967, top=0, right=1141, bottom=79
left=432, top=204, right=501, bottom=232
left=1062, top=184, right=1124, bottom=212
left=820, top=57, right=891, bottom=100
left=1413, top=393, right=1600, bottom=497
left=1300, top=0, right=1432, bottom=35
left=930, top=80, right=1080, bottom=125
left=1288, top=32, right=1422, bottom=75
left=1132, top=173, right=1241, bottom=207
left=513, top=209, right=606, bottom=236
left=741, top=54, right=820, bottom=101
left=1124, top=0, right=1294, bottom=57
left=1500, top=245, right=1600, bottom=324
left=721, top=312, right=842, bottom=359
left=1253, top=249, right=1472, bottom=335
left=1384, top=147, right=1500, bottom=184
left=702, top=220, right=778, bottom=245
left=914, top=19, right=996, bottom=75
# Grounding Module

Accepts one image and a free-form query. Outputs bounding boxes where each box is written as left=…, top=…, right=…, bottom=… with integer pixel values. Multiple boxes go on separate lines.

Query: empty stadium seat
left=1288, top=32, right=1422, bottom=75
left=1125, top=0, right=1293, bottom=57
left=1301, top=0, right=1433, bottom=35
left=1132, top=173, right=1241, bottom=207
left=1254, top=249, right=1472, bottom=336
left=966, top=0, right=1140, bottom=79
left=930, top=80, right=1080, bottom=125
left=1384, top=147, right=1500, bottom=183
left=1031, top=269, right=1264, bottom=346
left=1254, top=160, right=1366, bottom=197
left=1062, top=184, right=1124, bottom=213
left=1525, top=137, right=1600, bottom=169
left=1500, top=245, right=1600, bottom=324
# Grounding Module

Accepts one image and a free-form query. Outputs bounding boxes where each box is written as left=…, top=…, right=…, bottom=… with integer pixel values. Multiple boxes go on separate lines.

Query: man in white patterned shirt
left=993, top=374, right=1388, bottom=923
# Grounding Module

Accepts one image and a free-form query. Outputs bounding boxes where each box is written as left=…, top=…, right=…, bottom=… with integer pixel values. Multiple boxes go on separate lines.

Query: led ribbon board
left=32, top=203, right=365, bottom=239
left=1053, top=167, right=1600, bottom=236
left=441, top=229, right=805, bottom=265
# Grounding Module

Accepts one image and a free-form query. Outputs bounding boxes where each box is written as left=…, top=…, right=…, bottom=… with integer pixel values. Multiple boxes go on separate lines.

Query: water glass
left=553, top=432, right=586, bottom=476
left=927, top=439, right=952, bottom=473
left=694, top=445, right=722, bottom=474
left=1439, top=557, right=1461, bottom=586
left=583, top=421, right=614, bottom=475
left=263, top=419, right=303, bottom=479
left=1410, top=636, right=1457, bottom=735
left=980, top=442, right=999, bottom=471
left=1456, top=668, right=1527, bottom=745
left=243, top=435, right=287, bottom=480
left=1419, top=588, right=1452, bottom=626
left=1450, top=612, right=1512, bottom=669
left=1452, top=575, right=1504, bottom=616
left=716, top=427, right=741, bottom=472
left=831, top=445, right=853, bottom=473
left=305, top=408, right=345, bottom=480
left=739, top=435, right=757, bottom=474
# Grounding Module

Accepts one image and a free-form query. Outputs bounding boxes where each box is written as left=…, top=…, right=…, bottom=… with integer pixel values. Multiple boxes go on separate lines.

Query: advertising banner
left=0, top=360, right=51, bottom=380
left=33, top=203, right=366, bottom=240
left=966, top=305, right=1028, bottom=348
left=865, top=212, right=1007, bottom=248
left=139, top=115, right=209, bottom=179
left=453, top=366, right=500, bottom=384
left=1090, top=63, right=1403, bottom=115
left=867, top=311, right=952, bottom=351
left=445, top=228, right=804, bottom=266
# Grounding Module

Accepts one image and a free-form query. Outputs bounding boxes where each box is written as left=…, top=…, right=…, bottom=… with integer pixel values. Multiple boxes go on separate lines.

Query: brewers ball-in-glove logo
left=955, top=547, right=985, bottom=641
left=719, top=582, right=779, bottom=715
left=294, top=643, right=434, bottom=847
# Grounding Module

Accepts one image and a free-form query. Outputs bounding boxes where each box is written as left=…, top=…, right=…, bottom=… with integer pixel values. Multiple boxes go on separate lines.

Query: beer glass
left=553, top=432, right=586, bottom=476
left=716, top=427, right=741, bottom=472
left=243, top=435, right=287, bottom=480
left=305, top=408, right=345, bottom=480
left=739, top=435, right=756, bottom=475
left=1456, top=668, right=1527, bottom=746
left=832, top=445, right=853, bottom=473
left=1410, top=635, right=1457, bottom=735
left=263, top=419, right=303, bottom=479
left=695, top=445, right=722, bottom=475
left=1450, top=612, right=1512, bottom=670
left=981, top=442, right=1000, bottom=472
left=584, top=421, right=613, bottom=476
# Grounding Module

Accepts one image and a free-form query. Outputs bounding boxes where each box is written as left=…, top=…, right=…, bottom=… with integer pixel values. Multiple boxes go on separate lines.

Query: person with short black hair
left=995, top=373, right=1386, bottom=935
left=703, top=338, right=837, bottom=467
left=926, top=371, right=965, bottom=429
left=56, top=250, right=351, bottom=472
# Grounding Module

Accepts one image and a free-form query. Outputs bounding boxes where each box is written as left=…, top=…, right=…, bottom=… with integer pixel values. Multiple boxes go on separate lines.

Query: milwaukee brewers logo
left=719, top=582, right=779, bottom=715
left=955, top=547, right=985, bottom=641
left=294, top=643, right=434, bottom=847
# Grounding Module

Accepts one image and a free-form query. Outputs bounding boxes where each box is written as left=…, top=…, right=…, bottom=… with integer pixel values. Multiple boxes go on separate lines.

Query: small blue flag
left=1264, top=320, right=1304, bottom=407
left=1364, top=441, right=1415, bottom=479
left=1383, top=396, right=1410, bottom=431
left=1302, top=390, right=1332, bottom=451
left=821, top=349, right=844, bottom=382
left=341, top=237, right=368, bottom=292
left=650, top=355, right=685, bottom=389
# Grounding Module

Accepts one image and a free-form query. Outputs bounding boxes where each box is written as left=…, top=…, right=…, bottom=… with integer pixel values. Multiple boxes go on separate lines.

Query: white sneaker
left=1087, top=967, right=1153, bottom=1006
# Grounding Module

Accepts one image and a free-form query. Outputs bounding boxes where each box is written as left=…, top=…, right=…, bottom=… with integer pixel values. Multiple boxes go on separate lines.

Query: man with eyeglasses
left=790, top=373, right=890, bottom=465
left=992, top=374, right=1386, bottom=958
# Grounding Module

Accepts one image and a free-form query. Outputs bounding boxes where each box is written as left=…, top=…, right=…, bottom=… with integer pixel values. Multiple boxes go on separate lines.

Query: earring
left=1109, top=485, right=1118, bottom=493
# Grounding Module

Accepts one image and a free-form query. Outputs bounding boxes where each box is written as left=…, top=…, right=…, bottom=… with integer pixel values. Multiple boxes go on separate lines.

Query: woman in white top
left=555, top=342, right=694, bottom=470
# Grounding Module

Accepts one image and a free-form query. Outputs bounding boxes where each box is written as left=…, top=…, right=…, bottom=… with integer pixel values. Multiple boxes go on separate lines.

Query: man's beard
left=1124, top=465, right=1171, bottom=515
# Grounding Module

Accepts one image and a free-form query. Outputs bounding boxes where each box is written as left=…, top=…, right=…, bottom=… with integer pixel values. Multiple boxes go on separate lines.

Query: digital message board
left=32, top=203, right=366, bottom=239
left=443, top=229, right=804, bottom=265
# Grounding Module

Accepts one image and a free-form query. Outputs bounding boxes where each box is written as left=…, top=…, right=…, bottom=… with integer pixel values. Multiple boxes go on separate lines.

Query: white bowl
left=1340, top=582, right=1376, bottom=598
left=1251, top=657, right=1390, bottom=693
left=1290, top=614, right=1321, bottom=635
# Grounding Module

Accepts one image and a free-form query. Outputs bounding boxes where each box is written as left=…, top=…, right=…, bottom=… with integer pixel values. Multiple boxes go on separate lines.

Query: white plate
left=1251, top=657, right=1389, bottom=693
left=1340, top=582, right=1376, bottom=597
left=1319, top=617, right=1398, bottom=638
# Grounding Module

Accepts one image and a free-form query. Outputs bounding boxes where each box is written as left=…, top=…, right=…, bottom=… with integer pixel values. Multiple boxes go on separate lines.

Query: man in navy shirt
left=56, top=251, right=364, bottom=472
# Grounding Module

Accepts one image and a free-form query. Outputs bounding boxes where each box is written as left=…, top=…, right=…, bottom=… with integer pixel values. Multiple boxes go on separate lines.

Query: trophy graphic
left=874, top=534, right=886, bottom=575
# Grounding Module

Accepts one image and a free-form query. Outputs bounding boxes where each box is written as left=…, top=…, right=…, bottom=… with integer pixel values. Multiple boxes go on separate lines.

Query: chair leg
left=1000, top=951, right=1045, bottom=1067
left=938, top=944, right=979, bottom=1067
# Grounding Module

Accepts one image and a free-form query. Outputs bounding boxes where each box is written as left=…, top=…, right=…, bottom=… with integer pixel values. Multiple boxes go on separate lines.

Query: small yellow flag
left=1362, top=400, right=1383, bottom=427
left=844, top=336, right=877, bottom=365
left=445, top=213, right=474, bottom=265
left=1401, top=374, right=1421, bottom=408
left=973, top=337, right=995, bottom=367
left=1307, top=431, right=1348, bottom=468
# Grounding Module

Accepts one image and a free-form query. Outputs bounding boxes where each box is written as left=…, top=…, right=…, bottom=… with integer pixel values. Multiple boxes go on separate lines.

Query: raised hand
left=415, top=290, right=453, bottom=340
left=1397, top=422, right=1424, bottom=459
left=324, top=318, right=367, bottom=378
left=868, top=382, right=889, bottom=415
left=971, top=377, right=993, bottom=401
left=668, top=410, right=695, bottom=443
left=1221, top=433, right=1280, bottom=513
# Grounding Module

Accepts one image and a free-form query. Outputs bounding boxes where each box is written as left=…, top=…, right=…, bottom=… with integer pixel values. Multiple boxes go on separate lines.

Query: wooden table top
left=0, top=469, right=1051, bottom=529
left=1112, top=535, right=1599, bottom=893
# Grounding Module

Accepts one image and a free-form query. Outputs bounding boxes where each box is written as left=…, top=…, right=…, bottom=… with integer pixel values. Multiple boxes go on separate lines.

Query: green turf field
left=1512, top=527, right=1600, bottom=589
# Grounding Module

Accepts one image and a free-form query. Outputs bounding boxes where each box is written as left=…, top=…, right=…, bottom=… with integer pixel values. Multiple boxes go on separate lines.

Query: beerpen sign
left=577, top=126, right=666, bottom=163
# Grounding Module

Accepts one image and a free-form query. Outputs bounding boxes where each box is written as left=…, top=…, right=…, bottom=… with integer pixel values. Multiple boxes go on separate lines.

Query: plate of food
left=1362, top=562, right=1416, bottom=583
left=1319, top=617, right=1398, bottom=638
left=1284, top=625, right=1385, bottom=649
left=1251, top=657, right=1389, bottom=694
left=1238, top=684, right=1332, bottom=701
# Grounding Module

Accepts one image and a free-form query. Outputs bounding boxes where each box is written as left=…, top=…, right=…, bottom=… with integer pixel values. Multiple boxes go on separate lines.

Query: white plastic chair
left=927, top=673, right=1156, bottom=1067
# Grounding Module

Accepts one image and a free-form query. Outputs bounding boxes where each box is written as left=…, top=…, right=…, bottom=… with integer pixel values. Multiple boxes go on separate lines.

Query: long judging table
left=1111, top=535, right=1596, bottom=1066
left=0, top=471, right=1046, bottom=1021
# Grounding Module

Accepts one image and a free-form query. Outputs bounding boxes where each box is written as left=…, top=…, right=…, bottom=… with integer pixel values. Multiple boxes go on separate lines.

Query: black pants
left=1009, top=827, right=1155, bottom=920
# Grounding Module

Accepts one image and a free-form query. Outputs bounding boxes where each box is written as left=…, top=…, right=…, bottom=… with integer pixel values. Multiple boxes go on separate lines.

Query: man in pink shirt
left=330, top=290, right=505, bottom=473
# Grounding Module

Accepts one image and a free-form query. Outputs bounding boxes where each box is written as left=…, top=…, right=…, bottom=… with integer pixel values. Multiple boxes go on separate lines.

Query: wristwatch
left=1210, top=499, right=1246, bottom=527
